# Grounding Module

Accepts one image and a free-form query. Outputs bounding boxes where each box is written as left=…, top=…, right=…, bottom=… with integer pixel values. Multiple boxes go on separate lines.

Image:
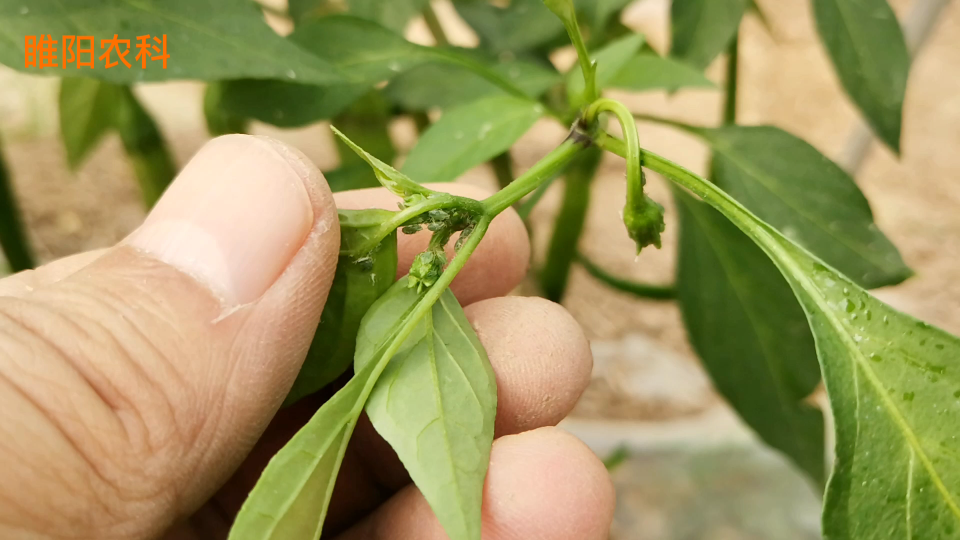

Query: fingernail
left=126, top=135, right=314, bottom=305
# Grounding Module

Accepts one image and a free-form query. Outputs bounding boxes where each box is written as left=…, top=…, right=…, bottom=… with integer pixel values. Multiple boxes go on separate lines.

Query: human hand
left=0, top=135, right=614, bottom=539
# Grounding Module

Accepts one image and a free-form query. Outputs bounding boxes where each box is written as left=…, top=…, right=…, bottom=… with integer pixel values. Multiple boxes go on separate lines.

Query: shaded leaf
left=676, top=189, right=825, bottom=485
left=289, top=0, right=429, bottom=32
left=203, top=82, right=248, bottom=136
left=113, top=86, right=176, bottom=207
left=402, top=95, right=545, bottom=184
left=59, top=78, right=124, bottom=169
left=284, top=210, right=398, bottom=407
left=385, top=54, right=561, bottom=111
left=812, top=0, right=909, bottom=153
left=0, top=135, right=34, bottom=272
left=574, top=0, right=634, bottom=33
left=608, top=53, right=716, bottom=92
left=695, top=125, right=911, bottom=288
left=357, top=279, right=497, bottom=540
left=453, top=0, right=565, bottom=54
left=217, top=80, right=369, bottom=128
left=333, top=91, right=397, bottom=168
left=567, top=33, right=645, bottom=106
left=325, top=163, right=383, bottom=193
left=670, top=0, right=748, bottom=69
left=0, top=0, right=344, bottom=84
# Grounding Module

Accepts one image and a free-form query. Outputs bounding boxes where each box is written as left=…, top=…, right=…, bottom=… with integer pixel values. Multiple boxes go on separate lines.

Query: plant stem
left=490, top=151, right=514, bottom=189
left=115, top=87, right=176, bottom=208
left=540, top=147, right=602, bottom=302
left=577, top=253, right=676, bottom=300
left=517, top=176, right=555, bottom=220
left=0, top=138, right=34, bottom=272
left=723, top=32, right=739, bottom=126
left=584, top=98, right=642, bottom=213
left=482, top=136, right=589, bottom=216
left=422, top=2, right=450, bottom=47
left=348, top=193, right=485, bottom=257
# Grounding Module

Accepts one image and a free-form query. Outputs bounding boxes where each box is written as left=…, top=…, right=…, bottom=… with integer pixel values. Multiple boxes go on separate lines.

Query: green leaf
left=59, top=78, right=124, bottom=169
left=333, top=91, right=397, bottom=169
left=113, top=86, right=176, bottom=207
left=402, top=95, right=545, bottom=184
left=811, top=0, right=909, bottom=153
left=695, top=125, right=911, bottom=289
left=0, top=0, right=344, bottom=84
left=567, top=33, right=645, bottom=107
left=385, top=54, right=561, bottom=111
left=676, top=189, right=825, bottom=485
left=574, top=0, right=633, bottom=33
left=357, top=279, right=497, bottom=540
left=670, top=0, right=748, bottom=69
left=342, top=0, right=430, bottom=33
left=229, top=359, right=376, bottom=540
left=203, top=82, right=248, bottom=136
left=325, top=163, right=383, bottom=193
left=217, top=81, right=369, bottom=128
left=540, top=147, right=602, bottom=302
left=289, top=0, right=429, bottom=33
left=0, top=135, right=34, bottom=272
left=284, top=210, right=398, bottom=407
left=331, top=126, right=431, bottom=198
left=608, top=53, right=716, bottom=92
left=636, top=147, right=960, bottom=540
left=290, top=15, right=433, bottom=86
left=453, top=0, right=565, bottom=54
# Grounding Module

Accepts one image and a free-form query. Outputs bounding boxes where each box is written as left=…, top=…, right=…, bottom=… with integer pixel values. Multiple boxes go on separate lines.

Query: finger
left=334, top=184, right=530, bottom=306
left=321, top=297, right=593, bottom=531
left=0, top=135, right=340, bottom=538
left=336, top=427, right=615, bottom=540
left=0, top=249, right=106, bottom=297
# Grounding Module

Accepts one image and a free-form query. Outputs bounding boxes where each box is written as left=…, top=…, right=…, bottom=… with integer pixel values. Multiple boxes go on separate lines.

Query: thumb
left=0, top=135, right=339, bottom=538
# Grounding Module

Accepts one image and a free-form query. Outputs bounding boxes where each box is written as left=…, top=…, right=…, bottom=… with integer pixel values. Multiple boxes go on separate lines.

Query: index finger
left=333, top=183, right=530, bottom=306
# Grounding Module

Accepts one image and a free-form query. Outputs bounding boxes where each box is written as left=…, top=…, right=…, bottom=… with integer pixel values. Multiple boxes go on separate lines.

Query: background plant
left=1, top=0, right=958, bottom=538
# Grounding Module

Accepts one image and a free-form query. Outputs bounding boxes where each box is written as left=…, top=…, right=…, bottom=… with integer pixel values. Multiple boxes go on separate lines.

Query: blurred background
left=2, top=0, right=958, bottom=537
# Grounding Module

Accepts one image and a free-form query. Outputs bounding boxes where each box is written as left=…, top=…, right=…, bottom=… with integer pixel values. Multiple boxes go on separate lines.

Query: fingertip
left=484, top=427, right=615, bottom=540
left=464, top=297, right=593, bottom=436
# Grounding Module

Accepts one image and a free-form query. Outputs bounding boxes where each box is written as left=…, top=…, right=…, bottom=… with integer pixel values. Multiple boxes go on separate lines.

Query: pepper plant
left=1, top=0, right=957, bottom=538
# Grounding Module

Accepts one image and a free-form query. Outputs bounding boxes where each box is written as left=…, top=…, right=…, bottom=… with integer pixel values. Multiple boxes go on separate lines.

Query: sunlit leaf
left=402, top=95, right=545, bottom=184
left=357, top=279, right=497, bottom=540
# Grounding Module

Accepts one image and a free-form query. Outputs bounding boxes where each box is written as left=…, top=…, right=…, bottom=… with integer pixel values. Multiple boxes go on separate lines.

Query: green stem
left=595, top=131, right=756, bottom=228
left=555, top=6, right=598, bottom=104
left=348, top=193, right=485, bottom=257
left=0, top=138, right=34, bottom=272
left=577, top=253, right=676, bottom=300
left=540, top=147, right=602, bottom=302
left=584, top=98, right=642, bottom=213
left=490, top=151, right=515, bottom=189
left=482, top=136, right=589, bottom=216
left=204, top=82, right=248, bottom=136
left=423, top=2, right=450, bottom=47
left=723, top=32, right=739, bottom=126
left=115, top=87, right=176, bottom=208
left=517, top=176, right=556, bottom=220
